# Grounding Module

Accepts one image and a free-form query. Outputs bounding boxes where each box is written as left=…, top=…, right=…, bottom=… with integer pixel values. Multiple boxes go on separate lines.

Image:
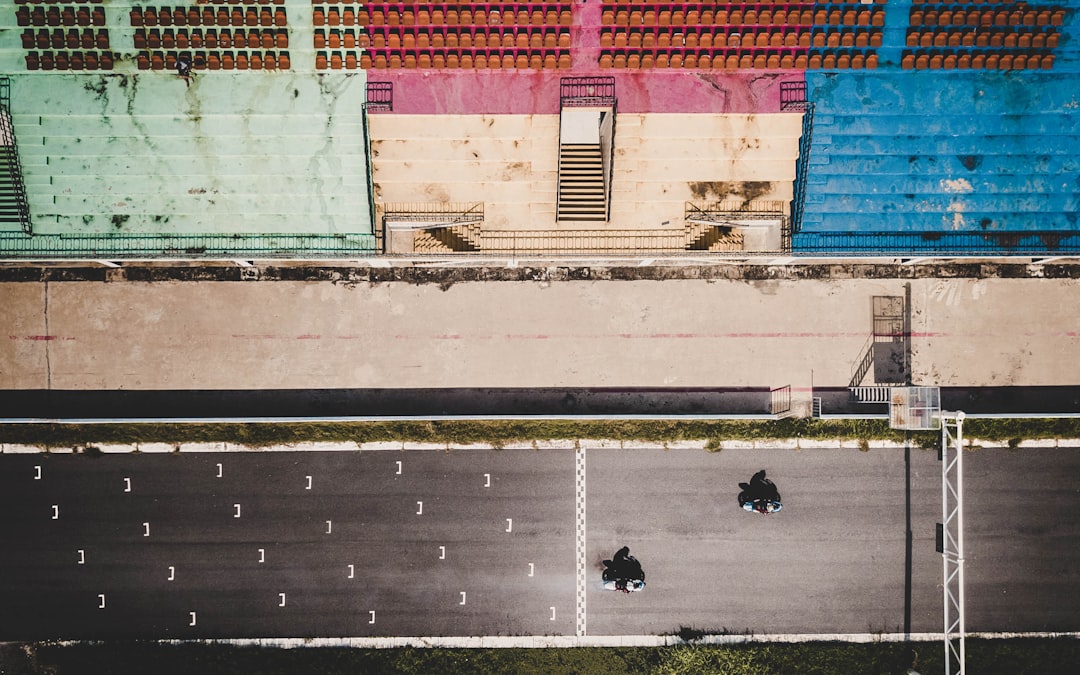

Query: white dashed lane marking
left=576, top=447, right=587, bottom=638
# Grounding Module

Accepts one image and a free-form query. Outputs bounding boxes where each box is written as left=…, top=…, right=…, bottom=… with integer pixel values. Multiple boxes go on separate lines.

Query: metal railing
left=461, top=229, right=687, bottom=255
left=560, top=76, right=616, bottom=108
left=780, top=81, right=808, bottom=112
left=382, top=202, right=484, bottom=228
left=365, top=82, right=393, bottom=112
left=685, top=200, right=787, bottom=223
left=789, top=102, right=815, bottom=236
left=0, top=77, right=32, bottom=234
left=770, top=385, right=792, bottom=417
left=0, top=233, right=377, bottom=259
left=794, top=230, right=1080, bottom=256
left=849, top=334, right=876, bottom=388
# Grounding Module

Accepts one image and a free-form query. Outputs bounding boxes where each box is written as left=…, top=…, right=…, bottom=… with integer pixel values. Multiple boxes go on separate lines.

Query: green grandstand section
left=1, top=71, right=371, bottom=254
left=8, top=71, right=371, bottom=237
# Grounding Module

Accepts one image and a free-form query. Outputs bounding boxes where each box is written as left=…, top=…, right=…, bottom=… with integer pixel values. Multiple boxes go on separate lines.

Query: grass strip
left=7, top=638, right=1078, bottom=675
left=2, top=418, right=1079, bottom=450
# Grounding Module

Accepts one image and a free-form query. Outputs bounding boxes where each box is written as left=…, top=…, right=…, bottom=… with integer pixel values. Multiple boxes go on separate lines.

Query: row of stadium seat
left=906, top=27, right=1060, bottom=49
left=353, top=29, right=571, bottom=49
left=601, top=28, right=882, bottom=49
left=21, top=28, right=109, bottom=51
left=900, top=49, right=1056, bottom=70
left=911, top=6, right=1066, bottom=28
left=598, top=49, right=880, bottom=70
left=321, top=7, right=573, bottom=27
left=138, top=50, right=291, bottom=71
left=24, top=50, right=114, bottom=71
left=15, top=5, right=104, bottom=27
left=602, top=7, right=884, bottom=28
left=135, top=28, right=289, bottom=50
left=130, top=7, right=287, bottom=27
left=353, top=50, right=572, bottom=70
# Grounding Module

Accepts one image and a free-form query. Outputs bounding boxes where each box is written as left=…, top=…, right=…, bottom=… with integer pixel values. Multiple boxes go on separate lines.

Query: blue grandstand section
left=794, top=2, right=1080, bottom=255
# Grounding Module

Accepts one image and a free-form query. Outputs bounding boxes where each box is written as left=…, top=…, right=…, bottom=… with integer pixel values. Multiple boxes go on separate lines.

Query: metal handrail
left=0, top=77, right=32, bottom=234
left=789, top=102, right=815, bottom=236
left=0, top=232, right=377, bottom=259
left=794, top=230, right=1080, bottom=256
left=560, top=76, right=616, bottom=108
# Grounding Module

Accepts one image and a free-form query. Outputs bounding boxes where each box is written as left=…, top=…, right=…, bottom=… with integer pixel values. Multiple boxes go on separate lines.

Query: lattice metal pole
left=941, top=412, right=966, bottom=675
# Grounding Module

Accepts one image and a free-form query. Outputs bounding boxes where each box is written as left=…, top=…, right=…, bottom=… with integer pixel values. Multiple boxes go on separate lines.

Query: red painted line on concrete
left=230, top=334, right=322, bottom=340
left=228, top=330, right=1076, bottom=342
left=391, top=331, right=955, bottom=340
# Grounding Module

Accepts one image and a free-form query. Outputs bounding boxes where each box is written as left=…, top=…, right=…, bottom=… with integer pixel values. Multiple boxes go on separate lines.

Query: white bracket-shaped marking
left=439, top=545, right=446, bottom=560
left=98, top=593, right=106, bottom=609
left=416, top=501, right=423, bottom=515
left=528, top=562, right=535, bottom=577
left=77, top=549, right=85, bottom=565
left=325, top=520, right=333, bottom=534
left=216, top=463, right=223, bottom=478
left=278, top=592, right=286, bottom=607
left=124, top=477, right=131, bottom=493
left=189, top=611, right=197, bottom=626
left=34, top=465, right=42, bottom=480
left=505, top=518, right=513, bottom=533
left=369, top=610, right=376, bottom=624
left=459, top=591, right=467, bottom=605
left=51, top=504, right=59, bottom=520
left=305, top=475, right=313, bottom=490
left=484, top=473, right=491, bottom=488
left=550, top=606, right=556, bottom=621
left=233, top=503, right=241, bottom=518
left=168, top=566, right=175, bottom=582
left=258, top=548, right=265, bottom=563
left=395, top=460, right=402, bottom=475
left=143, top=522, right=150, bottom=537
left=348, top=564, right=355, bottom=579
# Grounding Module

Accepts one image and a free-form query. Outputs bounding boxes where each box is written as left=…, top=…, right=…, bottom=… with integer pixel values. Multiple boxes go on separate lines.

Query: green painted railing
left=0, top=232, right=378, bottom=259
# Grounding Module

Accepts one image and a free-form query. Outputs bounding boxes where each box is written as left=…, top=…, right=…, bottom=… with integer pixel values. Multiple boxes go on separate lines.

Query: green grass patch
left=2, top=417, right=1079, bottom=450
left=8, top=639, right=1078, bottom=675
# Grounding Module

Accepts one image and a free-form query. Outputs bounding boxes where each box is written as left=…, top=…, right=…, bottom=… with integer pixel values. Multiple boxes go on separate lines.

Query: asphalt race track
left=2, top=446, right=1078, bottom=640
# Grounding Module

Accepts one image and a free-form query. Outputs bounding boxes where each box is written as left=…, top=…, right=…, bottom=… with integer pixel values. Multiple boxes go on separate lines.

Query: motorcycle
left=602, top=546, right=646, bottom=592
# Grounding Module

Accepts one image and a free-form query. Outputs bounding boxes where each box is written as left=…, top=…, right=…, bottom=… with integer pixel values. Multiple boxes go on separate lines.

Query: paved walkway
left=1, top=263, right=1078, bottom=417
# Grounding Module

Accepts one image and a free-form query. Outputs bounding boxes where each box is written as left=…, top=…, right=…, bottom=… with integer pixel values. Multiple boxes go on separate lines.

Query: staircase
left=0, top=78, right=31, bottom=234
left=0, top=148, right=27, bottom=232
left=557, top=143, right=607, bottom=222
left=684, top=221, right=744, bottom=251
left=413, top=223, right=482, bottom=253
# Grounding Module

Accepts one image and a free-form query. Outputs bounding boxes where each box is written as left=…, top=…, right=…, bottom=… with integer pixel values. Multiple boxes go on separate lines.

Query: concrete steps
left=557, top=143, right=606, bottom=222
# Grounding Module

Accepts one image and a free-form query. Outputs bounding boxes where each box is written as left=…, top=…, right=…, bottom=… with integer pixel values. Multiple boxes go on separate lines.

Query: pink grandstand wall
left=372, top=69, right=800, bottom=114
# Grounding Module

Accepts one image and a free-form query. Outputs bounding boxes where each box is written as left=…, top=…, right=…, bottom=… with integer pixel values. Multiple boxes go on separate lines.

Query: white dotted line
left=575, top=447, right=587, bottom=638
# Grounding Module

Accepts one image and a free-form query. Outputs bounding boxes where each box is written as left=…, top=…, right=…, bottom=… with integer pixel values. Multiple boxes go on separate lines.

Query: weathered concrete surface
left=1, top=265, right=1078, bottom=407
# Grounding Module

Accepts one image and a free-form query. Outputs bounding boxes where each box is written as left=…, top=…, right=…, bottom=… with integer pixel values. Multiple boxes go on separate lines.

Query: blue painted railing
left=793, top=230, right=1080, bottom=257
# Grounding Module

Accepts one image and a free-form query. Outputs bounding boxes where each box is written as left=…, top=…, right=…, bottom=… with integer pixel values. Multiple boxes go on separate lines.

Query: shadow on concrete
left=0, top=387, right=772, bottom=419
left=815, top=386, right=1080, bottom=417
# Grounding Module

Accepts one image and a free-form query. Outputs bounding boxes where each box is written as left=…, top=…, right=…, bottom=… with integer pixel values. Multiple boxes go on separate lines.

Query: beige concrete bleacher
left=370, top=111, right=802, bottom=252
left=609, top=113, right=801, bottom=241
left=370, top=114, right=560, bottom=230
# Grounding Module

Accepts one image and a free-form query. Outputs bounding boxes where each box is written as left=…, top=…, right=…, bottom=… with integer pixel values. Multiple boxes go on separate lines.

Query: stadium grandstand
left=0, top=0, right=1077, bottom=259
